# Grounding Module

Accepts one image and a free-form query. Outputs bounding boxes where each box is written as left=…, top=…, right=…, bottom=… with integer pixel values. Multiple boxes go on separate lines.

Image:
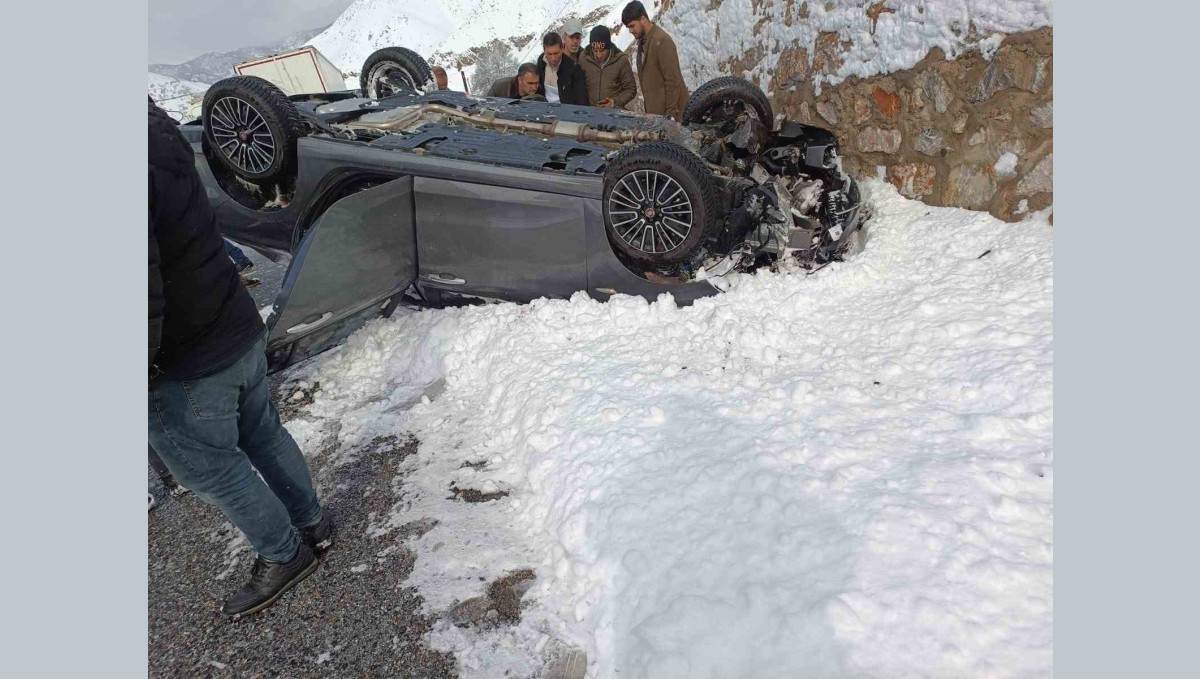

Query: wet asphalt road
left=148, top=424, right=459, bottom=678
left=148, top=245, right=460, bottom=677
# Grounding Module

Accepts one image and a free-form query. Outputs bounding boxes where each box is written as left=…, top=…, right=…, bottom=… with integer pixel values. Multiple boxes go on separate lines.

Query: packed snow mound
left=148, top=72, right=209, bottom=121
left=663, top=0, right=1053, bottom=92
left=283, top=180, right=1053, bottom=678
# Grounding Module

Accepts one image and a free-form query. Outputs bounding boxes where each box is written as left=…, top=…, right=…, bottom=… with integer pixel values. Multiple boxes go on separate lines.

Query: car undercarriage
left=198, top=78, right=866, bottom=286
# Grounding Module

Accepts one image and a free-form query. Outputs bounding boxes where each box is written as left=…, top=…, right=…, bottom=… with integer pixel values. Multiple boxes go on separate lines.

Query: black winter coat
left=536, top=54, right=589, bottom=106
left=148, top=101, right=263, bottom=380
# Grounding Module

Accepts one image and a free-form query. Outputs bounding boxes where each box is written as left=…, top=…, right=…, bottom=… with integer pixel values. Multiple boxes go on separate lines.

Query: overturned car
left=181, top=47, right=867, bottom=369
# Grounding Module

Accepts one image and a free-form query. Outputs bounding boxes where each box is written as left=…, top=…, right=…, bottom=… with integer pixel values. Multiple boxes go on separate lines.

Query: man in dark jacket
left=488, top=62, right=541, bottom=98
left=579, top=25, right=637, bottom=109
left=537, top=32, right=589, bottom=106
left=622, top=0, right=689, bottom=120
left=148, top=100, right=332, bottom=618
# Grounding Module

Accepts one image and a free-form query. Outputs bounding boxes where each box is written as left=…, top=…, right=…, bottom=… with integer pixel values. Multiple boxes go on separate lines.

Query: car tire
left=202, top=76, right=303, bottom=184
left=603, top=142, right=721, bottom=266
left=682, top=76, right=774, bottom=130
left=360, top=47, right=433, bottom=99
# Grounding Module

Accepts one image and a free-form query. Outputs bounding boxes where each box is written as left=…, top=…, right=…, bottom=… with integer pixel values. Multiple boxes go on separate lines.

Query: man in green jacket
left=579, top=25, right=637, bottom=109
left=622, top=0, right=688, bottom=120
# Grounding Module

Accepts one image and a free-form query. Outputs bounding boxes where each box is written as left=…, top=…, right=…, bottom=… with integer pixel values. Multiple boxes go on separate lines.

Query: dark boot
left=222, top=542, right=318, bottom=617
left=301, top=512, right=335, bottom=555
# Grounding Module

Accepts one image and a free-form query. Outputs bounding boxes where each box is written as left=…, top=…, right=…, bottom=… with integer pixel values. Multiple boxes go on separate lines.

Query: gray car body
left=184, top=90, right=736, bottom=370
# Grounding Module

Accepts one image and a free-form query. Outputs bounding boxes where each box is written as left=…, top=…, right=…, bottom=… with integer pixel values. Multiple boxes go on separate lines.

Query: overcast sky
left=149, top=0, right=355, bottom=64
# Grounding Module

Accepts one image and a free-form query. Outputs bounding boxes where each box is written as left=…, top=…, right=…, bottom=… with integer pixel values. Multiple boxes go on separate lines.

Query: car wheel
left=682, top=76, right=774, bottom=131
left=360, top=47, right=433, bottom=99
left=202, top=76, right=303, bottom=184
left=603, top=142, right=721, bottom=266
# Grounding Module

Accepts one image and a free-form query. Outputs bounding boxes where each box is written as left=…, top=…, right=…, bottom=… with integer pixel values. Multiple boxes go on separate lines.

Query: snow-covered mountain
left=149, top=26, right=329, bottom=85
left=148, top=26, right=334, bottom=122
left=308, top=0, right=632, bottom=91
left=147, top=72, right=210, bottom=121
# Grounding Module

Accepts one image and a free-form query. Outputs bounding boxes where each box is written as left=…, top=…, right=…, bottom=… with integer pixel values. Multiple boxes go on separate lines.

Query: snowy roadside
left=278, top=180, right=1053, bottom=678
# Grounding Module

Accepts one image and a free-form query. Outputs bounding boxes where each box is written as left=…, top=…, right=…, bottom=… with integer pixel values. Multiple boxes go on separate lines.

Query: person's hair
left=517, top=62, right=539, bottom=78
left=542, top=32, right=563, bottom=48
left=621, top=1, right=648, bottom=25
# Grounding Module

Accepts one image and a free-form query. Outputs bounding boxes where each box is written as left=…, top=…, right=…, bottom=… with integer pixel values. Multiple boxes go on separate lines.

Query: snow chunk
left=994, top=151, right=1020, bottom=179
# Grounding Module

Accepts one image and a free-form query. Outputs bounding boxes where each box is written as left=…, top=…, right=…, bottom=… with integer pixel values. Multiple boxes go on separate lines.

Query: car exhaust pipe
left=346, top=103, right=665, bottom=146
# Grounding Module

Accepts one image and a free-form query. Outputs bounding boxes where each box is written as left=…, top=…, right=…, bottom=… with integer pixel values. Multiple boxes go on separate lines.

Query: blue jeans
left=148, top=334, right=321, bottom=562
left=223, top=239, right=252, bottom=268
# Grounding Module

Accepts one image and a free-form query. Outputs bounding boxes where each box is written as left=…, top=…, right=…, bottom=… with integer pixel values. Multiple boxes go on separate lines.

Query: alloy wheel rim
left=369, top=63, right=416, bottom=98
left=608, top=170, right=694, bottom=254
left=209, top=96, right=276, bottom=175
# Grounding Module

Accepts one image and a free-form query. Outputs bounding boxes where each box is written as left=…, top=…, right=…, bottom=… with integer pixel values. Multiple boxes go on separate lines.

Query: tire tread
left=602, top=141, right=722, bottom=265
left=360, top=47, right=434, bottom=97
left=681, top=76, right=773, bottom=129
left=201, top=75, right=303, bottom=182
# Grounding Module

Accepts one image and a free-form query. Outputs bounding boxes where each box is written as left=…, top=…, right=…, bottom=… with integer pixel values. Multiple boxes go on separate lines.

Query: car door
left=264, top=175, right=417, bottom=372
left=413, top=177, right=588, bottom=304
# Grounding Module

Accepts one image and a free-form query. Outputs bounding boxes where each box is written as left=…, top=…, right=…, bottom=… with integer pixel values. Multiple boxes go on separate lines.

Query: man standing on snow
left=561, top=18, right=585, bottom=64
left=579, top=25, right=637, bottom=109
left=537, top=32, right=589, bottom=106
left=148, top=100, right=333, bottom=618
left=622, top=0, right=688, bottom=120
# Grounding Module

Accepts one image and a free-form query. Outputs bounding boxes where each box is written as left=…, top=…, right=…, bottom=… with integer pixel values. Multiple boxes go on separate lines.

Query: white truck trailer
left=233, top=46, right=348, bottom=97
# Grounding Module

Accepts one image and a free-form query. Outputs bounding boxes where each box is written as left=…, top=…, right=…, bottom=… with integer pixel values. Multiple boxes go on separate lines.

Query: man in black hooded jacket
left=148, top=100, right=333, bottom=617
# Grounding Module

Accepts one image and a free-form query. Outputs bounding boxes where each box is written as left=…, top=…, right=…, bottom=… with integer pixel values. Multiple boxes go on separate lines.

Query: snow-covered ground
left=279, top=180, right=1054, bottom=677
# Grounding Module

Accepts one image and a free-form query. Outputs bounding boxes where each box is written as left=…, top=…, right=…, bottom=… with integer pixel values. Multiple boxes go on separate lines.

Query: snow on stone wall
left=654, top=1, right=1053, bottom=221
left=660, top=0, right=1052, bottom=93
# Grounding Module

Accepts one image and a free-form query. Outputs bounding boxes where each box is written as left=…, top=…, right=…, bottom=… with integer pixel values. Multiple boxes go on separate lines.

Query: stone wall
left=738, top=27, right=1053, bottom=222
